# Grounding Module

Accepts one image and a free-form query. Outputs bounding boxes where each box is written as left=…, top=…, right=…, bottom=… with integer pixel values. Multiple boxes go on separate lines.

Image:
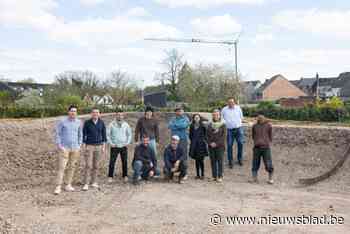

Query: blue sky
left=1, top=0, right=350, bottom=86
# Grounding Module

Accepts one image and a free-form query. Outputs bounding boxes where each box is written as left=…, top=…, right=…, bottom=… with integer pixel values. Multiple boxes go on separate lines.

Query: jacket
left=83, top=118, right=107, bottom=145
left=207, top=122, right=226, bottom=149
left=168, top=115, right=190, bottom=140
left=133, top=144, right=157, bottom=169
left=189, top=124, right=208, bottom=159
left=134, top=117, right=160, bottom=142
left=107, top=120, right=132, bottom=148
left=163, top=144, right=186, bottom=170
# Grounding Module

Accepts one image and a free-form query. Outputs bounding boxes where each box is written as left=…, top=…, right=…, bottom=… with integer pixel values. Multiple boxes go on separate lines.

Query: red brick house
left=256, top=74, right=307, bottom=101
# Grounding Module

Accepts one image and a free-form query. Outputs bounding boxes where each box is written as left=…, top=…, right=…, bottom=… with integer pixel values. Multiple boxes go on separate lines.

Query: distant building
left=293, top=72, right=350, bottom=101
left=144, top=91, right=167, bottom=108
left=1, top=81, right=52, bottom=96
left=256, top=74, right=307, bottom=101
left=242, top=80, right=261, bottom=103
left=0, top=82, right=16, bottom=95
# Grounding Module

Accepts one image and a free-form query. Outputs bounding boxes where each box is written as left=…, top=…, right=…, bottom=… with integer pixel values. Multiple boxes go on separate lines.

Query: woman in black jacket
left=189, top=114, right=209, bottom=179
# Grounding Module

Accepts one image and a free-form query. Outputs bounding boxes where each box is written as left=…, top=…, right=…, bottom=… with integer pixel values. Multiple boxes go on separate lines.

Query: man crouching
left=163, top=135, right=187, bottom=184
left=132, top=135, right=158, bottom=185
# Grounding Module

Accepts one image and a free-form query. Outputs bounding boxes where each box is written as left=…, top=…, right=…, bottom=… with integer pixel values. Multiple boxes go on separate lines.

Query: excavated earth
left=0, top=112, right=350, bottom=233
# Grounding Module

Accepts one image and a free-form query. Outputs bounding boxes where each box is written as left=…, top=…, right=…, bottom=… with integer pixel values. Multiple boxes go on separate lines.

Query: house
left=242, top=80, right=261, bottom=103
left=92, top=95, right=114, bottom=107
left=0, top=82, right=16, bottom=95
left=256, top=74, right=307, bottom=101
left=291, top=77, right=317, bottom=96
left=144, top=91, right=167, bottom=108
left=3, top=81, right=52, bottom=96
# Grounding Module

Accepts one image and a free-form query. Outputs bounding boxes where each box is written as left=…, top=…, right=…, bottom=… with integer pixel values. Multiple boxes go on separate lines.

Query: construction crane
left=144, top=33, right=241, bottom=82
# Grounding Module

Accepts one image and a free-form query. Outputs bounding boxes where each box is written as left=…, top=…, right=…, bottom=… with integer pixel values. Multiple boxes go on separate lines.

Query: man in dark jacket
left=163, top=135, right=187, bottom=184
left=82, top=108, right=107, bottom=190
left=132, top=135, right=158, bottom=185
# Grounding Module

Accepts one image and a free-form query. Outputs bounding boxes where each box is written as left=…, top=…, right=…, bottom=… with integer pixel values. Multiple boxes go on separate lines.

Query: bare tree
left=103, top=70, right=138, bottom=106
left=160, top=49, right=184, bottom=101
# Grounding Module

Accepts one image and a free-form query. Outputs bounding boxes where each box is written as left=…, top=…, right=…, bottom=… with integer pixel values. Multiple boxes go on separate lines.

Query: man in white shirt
left=221, top=97, right=245, bottom=168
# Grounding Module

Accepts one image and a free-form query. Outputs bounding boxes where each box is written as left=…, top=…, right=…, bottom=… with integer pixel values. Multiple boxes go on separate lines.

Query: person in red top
left=251, top=115, right=274, bottom=184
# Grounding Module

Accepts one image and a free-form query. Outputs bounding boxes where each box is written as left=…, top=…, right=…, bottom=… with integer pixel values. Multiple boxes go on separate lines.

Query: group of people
left=53, top=97, right=274, bottom=195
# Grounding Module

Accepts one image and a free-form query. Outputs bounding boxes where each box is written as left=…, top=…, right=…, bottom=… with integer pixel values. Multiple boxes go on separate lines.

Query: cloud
left=273, top=9, right=350, bottom=38
left=190, top=14, right=242, bottom=36
left=79, top=0, right=106, bottom=7
left=154, top=0, right=267, bottom=8
left=0, top=0, right=59, bottom=30
left=126, top=7, right=151, bottom=17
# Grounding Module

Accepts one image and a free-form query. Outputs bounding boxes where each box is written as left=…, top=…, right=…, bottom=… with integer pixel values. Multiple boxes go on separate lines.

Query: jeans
left=252, top=147, right=274, bottom=177
left=209, top=148, right=224, bottom=178
left=148, top=138, right=158, bottom=159
left=56, top=149, right=80, bottom=186
left=83, top=145, right=102, bottom=185
left=227, top=127, right=244, bottom=163
left=163, top=160, right=187, bottom=179
left=133, top=160, right=160, bottom=180
left=108, top=147, right=128, bottom=178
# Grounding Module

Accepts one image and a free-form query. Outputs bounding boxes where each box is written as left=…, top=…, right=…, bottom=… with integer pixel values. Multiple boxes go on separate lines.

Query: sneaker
left=54, top=186, right=61, bottom=195
left=209, top=177, right=217, bottom=182
left=195, top=176, right=201, bottom=180
left=91, top=183, right=99, bottom=189
left=153, top=174, right=160, bottom=179
left=200, top=176, right=205, bottom=180
left=217, top=177, right=223, bottom=183
left=238, top=160, right=243, bottom=166
left=268, top=179, right=274, bottom=184
left=108, top=177, right=113, bottom=183
left=65, top=184, right=75, bottom=192
left=179, top=179, right=185, bottom=184
left=133, top=176, right=141, bottom=185
left=228, top=161, right=233, bottom=169
left=123, top=177, right=129, bottom=183
left=82, top=184, right=89, bottom=191
left=182, top=175, right=188, bottom=181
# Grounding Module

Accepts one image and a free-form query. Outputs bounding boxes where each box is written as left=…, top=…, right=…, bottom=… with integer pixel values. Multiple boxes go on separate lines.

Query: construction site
left=0, top=112, right=350, bottom=233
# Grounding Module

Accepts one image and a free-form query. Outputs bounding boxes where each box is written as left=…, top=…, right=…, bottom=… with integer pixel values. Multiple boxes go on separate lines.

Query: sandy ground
left=1, top=113, right=350, bottom=233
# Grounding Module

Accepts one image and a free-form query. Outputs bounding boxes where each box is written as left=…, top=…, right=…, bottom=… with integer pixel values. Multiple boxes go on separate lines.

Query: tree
left=15, top=90, right=43, bottom=107
left=160, top=49, right=184, bottom=101
left=17, top=78, right=35, bottom=83
left=0, top=91, right=13, bottom=107
left=102, top=70, right=138, bottom=106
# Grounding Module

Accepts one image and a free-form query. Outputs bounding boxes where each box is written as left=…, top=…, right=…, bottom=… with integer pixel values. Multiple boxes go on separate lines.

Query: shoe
left=200, top=176, right=205, bottom=180
left=217, top=177, right=223, bottom=183
left=179, top=179, right=185, bottom=184
left=228, top=161, right=233, bottom=169
left=54, top=186, right=61, bottom=195
left=248, top=176, right=259, bottom=184
left=268, top=174, right=274, bottom=184
left=133, top=176, right=141, bottom=185
left=209, top=177, right=217, bottom=182
left=91, top=183, right=99, bottom=189
left=65, top=184, right=75, bottom=192
left=82, top=184, right=89, bottom=191
left=153, top=174, right=160, bottom=179
left=195, top=176, right=201, bottom=180
left=108, top=177, right=113, bottom=183
left=238, top=160, right=243, bottom=166
left=123, top=177, right=129, bottom=183
left=182, top=175, right=188, bottom=181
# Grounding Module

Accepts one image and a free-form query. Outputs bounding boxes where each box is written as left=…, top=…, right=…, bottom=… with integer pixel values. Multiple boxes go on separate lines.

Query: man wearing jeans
left=82, top=108, right=107, bottom=191
left=221, top=97, right=244, bottom=168
left=54, top=105, right=83, bottom=195
left=132, top=135, right=158, bottom=185
left=107, top=109, right=132, bottom=183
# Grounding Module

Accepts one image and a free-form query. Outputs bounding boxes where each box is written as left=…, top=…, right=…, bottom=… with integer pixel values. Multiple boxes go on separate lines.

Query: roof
left=257, top=74, right=286, bottom=93
left=244, top=80, right=261, bottom=86
left=0, top=82, right=16, bottom=94
left=298, top=78, right=317, bottom=87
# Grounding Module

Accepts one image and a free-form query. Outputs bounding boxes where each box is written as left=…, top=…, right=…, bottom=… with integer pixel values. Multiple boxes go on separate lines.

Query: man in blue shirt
left=54, top=105, right=83, bottom=195
left=221, top=97, right=245, bottom=168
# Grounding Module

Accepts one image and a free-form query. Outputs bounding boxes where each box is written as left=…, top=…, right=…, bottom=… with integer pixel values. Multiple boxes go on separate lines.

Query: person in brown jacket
left=207, top=109, right=226, bottom=183
left=251, top=115, right=274, bottom=184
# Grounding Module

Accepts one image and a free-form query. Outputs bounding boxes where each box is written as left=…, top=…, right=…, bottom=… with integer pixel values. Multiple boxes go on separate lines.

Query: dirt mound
left=1, top=113, right=350, bottom=191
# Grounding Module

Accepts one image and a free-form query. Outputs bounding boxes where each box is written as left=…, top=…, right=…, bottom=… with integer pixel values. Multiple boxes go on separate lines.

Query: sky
left=0, top=0, right=350, bottom=86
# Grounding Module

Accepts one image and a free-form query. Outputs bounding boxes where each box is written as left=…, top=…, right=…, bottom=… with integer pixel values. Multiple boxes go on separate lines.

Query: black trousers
left=108, top=147, right=128, bottom=178
left=195, top=158, right=204, bottom=177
